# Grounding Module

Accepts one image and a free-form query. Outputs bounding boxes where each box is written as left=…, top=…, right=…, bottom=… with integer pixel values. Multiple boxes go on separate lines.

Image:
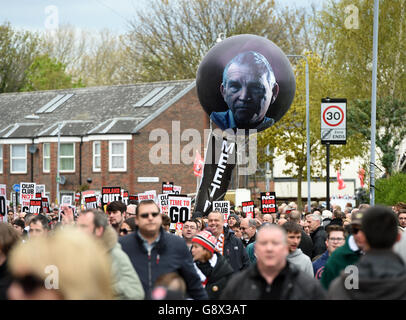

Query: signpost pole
left=326, top=143, right=330, bottom=211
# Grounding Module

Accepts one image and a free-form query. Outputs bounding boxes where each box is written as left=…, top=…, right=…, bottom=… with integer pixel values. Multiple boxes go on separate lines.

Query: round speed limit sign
left=322, top=106, right=344, bottom=127
left=321, top=99, right=347, bottom=144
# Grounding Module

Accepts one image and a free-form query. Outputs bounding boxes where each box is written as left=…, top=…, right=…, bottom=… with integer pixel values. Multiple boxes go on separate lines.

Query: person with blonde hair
left=7, top=226, right=113, bottom=300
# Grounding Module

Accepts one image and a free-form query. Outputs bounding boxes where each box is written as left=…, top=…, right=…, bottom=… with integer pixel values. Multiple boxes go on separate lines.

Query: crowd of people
left=1, top=199, right=406, bottom=300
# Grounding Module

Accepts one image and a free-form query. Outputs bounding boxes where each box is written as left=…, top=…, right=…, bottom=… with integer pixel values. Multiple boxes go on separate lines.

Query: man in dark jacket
left=220, top=223, right=326, bottom=300
left=119, top=200, right=208, bottom=300
left=328, top=206, right=406, bottom=299
left=306, top=213, right=327, bottom=259
left=207, top=211, right=250, bottom=272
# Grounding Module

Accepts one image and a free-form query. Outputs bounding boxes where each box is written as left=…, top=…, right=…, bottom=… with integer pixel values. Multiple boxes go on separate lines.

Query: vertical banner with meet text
left=194, top=132, right=237, bottom=216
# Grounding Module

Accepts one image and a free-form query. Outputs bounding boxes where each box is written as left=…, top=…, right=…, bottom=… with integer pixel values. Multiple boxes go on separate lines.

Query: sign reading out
left=84, top=196, right=98, bottom=209
left=168, top=195, right=191, bottom=229
left=29, top=199, right=42, bottom=214
left=260, top=192, right=277, bottom=214
left=242, top=201, right=255, bottom=219
left=121, top=190, right=129, bottom=205
left=42, top=197, right=50, bottom=214
left=102, top=187, right=121, bottom=207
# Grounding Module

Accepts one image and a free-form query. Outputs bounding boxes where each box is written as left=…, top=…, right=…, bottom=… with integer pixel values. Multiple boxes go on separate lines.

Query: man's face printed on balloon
left=220, top=51, right=279, bottom=128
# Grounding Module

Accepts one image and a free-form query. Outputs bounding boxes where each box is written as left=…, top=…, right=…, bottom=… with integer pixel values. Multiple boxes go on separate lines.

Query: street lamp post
left=56, top=122, right=61, bottom=208
left=287, top=55, right=311, bottom=212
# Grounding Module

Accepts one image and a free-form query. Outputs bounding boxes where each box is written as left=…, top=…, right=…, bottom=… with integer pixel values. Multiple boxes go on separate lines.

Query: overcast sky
left=0, top=0, right=326, bottom=34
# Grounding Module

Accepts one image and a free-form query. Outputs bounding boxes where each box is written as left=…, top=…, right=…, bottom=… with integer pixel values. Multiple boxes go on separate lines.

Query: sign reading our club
left=158, top=194, right=169, bottom=215
left=162, top=182, right=174, bottom=194
left=168, top=195, right=191, bottom=228
left=102, top=187, right=121, bottom=206
left=29, top=199, right=42, bottom=214
left=84, top=196, right=98, bottom=209
left=213, top=200, right=230, bottom=221
left=260, top=192, right=277, bottom=214
left=242, top=201, right=255, bottom=219
left=20, top=182, right=36, bottom=213
left=321, top=98, right=347, bottom=145
left=0, top=185, right=6, bottom=216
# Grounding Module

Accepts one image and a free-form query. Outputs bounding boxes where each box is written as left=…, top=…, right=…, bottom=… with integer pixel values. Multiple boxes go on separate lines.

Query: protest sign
left=102, top=187, right=121, bottom=208
left=0, top=185, right=6, bottom=216
left=242, top=201, right=255, bottom=219
left=84, top=196, right=98, bottom=209
left=213, top=200, right=230, bottom=222
left=29, top=199, right=42, bottom=214
left=168, top=195, right=191, bottom=230
left=162, top=182, right=174, bottom=194
left=158, top=194, right=169, bottom=215
left=20, top=182, right=36, bottom=213
left=260, top=192, right=277, bottom=214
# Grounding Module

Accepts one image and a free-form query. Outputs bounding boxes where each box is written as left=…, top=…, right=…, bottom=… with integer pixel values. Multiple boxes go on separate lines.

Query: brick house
left=0, top=80, right=211, bottom=204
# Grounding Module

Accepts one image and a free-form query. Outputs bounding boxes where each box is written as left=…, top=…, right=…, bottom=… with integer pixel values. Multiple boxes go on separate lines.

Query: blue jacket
left=210, top=110, right=274, bottom=131
left=312, top=250, right=329, bottom=279
left=119, top=227, right=208, bottom=300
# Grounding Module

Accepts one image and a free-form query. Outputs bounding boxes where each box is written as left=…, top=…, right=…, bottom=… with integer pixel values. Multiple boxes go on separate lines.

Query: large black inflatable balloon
left=196, top=34, right=295, bottom=132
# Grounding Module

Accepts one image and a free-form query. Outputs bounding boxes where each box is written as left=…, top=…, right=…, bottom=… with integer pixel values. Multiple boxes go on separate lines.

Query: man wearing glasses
left=182, top=220, right=199, bottom=250
left=119, top=200, right=208, bottom=300
left=313, top=225, right=346, bottom=279
left=321, top=210, right=367, bottom=290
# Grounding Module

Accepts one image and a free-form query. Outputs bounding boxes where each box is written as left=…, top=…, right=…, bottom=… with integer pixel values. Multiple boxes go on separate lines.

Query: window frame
left=43, top=143, right=50, bottom=173
left=59, top=142, right=75, bottom=173
left=93, top=141, right=101, bottom=172
left=109, top=140, right=126, bottom=172
left=10, top=144, right=27, bottom=174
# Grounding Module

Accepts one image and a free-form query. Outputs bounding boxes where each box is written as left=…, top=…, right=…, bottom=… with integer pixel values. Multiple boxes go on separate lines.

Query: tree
left=314, top=0, right=406, bottom=101
left=21, top=54, right=84, bottom=91
left=257, top=53, right=368, bottom=211
left=375, top=173, right=406, bottom=205
left=0, top=22, right=41, bottom=93
left=124, top=0, right=310, bottom=82
left=347, top=98, right=406, bottom=175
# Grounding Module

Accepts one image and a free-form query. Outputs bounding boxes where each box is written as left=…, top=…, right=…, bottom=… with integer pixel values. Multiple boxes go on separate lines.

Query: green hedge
left=375, top=173, right=406, bottom=205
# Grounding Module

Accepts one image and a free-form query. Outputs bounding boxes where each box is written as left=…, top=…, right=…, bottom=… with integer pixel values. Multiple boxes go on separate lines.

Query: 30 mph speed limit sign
left=321, top=98, right=347, bottom=144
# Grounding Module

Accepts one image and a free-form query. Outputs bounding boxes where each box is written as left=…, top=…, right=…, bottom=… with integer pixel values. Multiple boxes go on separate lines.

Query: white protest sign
left=61, top=195, right=72, bottom=206
left=168, top=195, right=191, bottom=230
left=158, top=194, right=169, bottom=215
left=138, top=190, right=157, bottom=203
left=35, top=184, right=46, bottom=197
left=20, top=182, right=36, bottom=213
left=172, top=186, right=182, bottom=195
left=0, top=184, right=6, bottom=216
left=213, top=200, right=230, bottom=222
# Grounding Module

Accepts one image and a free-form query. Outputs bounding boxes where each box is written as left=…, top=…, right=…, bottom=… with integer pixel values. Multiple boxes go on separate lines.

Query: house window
left=59, top=143, right=75, bottom=172
left=93, top=141, right=101, bottom=172
left=0, top=145, right=3, bottom=174
left=43, top=143, right=50, bottom=173
left=109, top=141, right=126, bottom=172
left=10, top=144, right=27, bottom=174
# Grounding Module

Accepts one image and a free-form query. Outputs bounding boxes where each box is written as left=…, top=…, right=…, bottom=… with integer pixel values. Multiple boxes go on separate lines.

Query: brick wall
left=0, top=87, right=210, bottom=202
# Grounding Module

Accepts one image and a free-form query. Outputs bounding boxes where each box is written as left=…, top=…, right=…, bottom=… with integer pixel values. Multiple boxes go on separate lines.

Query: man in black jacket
left=220, top=223, right=326, bottom=300
left=207, top=211, right=250, bottom=272
left=306, top=213, right=327, bottom=259
left=119, top=200, right=208, bottom=300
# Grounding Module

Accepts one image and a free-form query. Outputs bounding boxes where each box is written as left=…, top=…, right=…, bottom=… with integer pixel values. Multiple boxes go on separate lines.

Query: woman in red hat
left=191, top=230, right=234, bottom=300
